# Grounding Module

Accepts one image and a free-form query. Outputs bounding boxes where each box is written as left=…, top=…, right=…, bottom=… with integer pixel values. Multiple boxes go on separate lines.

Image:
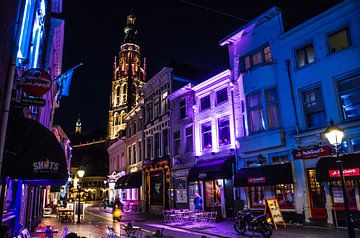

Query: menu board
left=266, top=198, right=286, bottom=230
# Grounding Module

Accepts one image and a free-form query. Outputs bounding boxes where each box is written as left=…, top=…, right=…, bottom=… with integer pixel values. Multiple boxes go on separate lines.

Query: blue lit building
left=220, top=0, right=360, bottom=225
left=0, top=0, right=67, bottom=235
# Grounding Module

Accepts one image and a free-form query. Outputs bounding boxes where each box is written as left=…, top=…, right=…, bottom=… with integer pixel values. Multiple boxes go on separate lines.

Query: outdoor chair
left=209, top=211, right=217, bottom=223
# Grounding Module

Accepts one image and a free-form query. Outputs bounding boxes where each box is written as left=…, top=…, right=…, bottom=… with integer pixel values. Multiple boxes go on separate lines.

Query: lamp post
left=77, top=168, right=85, bottom=224
left=324, top=120, right=355, bottom=238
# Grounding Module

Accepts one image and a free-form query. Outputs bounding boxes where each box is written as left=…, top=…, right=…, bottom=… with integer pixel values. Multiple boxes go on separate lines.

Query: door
left=307, top=169, right=327, bottom=220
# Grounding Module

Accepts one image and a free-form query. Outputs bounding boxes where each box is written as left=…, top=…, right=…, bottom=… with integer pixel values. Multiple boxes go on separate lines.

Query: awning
left=316, top=154, right=360, bottom=182
left=4, top=112, right=68, bottom=186
left=188, top=157, right=234, bottom=182
left=115, top=171, right=142, bottom=189
left=234, top=162, right=293, bottom=187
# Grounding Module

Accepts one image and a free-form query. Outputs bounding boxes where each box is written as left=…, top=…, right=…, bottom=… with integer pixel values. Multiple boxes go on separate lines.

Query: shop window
left=330, top=180, right=357, bottom=210
left=265, top=88, right=280, bottom=129
left=154, top=133, right=161, bottom=159
left=274, top=184, right=294, bottom=209
left=247, top=92, right=264, bottom=133
left=216, top=88, right=228, bottom=105
left=179, top=99, right=186, bottom=119
left=302, top=87, right=326, bottom=128
left=174, top=131, right=180, bottom=155
left=338, top=77, right=360, bottom=120
left=351, top=138, right=360, bottom=152
left=296, top=44, right=315, bottom=67
left=218, top=116, right=230, bottom=146
left=204, top=180, right=221, bottom=208
left=201, top=122, right=212, bottom=150
left=271, top=155, right=289, bottom=164
left=185, top=126, right=193, bottom=153
left=200, top=95, right=211, bottom=111
left=248, top=186, right=265, bottom=208
left=328, top=28, right=350, bottom=54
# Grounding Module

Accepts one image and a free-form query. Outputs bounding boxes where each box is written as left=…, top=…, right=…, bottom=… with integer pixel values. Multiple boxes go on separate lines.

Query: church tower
left=108, top=14, right=146, bottom=139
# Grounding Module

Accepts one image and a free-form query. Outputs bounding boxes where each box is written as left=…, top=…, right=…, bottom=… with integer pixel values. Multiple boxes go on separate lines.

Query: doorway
left=307, top=169, right=327, bottom=220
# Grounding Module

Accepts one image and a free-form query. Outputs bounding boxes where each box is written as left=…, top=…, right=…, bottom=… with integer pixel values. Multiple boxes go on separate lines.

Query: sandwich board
left=265, top=198, right=286, bottom=230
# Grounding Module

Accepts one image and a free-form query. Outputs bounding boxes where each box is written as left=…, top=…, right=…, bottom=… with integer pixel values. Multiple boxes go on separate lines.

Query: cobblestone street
left=33, top=206, right=360, bottom=238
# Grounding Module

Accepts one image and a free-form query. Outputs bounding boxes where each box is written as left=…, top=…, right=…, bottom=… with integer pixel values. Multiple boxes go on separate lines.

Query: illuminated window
left=201, top=122, right=212, bottom=150
left=200, top=95, right=211, bottom=111
left=303, top=87, right=326, bottom=128
left=179, top=99, right=186, bottom=119
left=216, top=88, right=228, bottom=105
left=218, top=116, right=230, bottom=146
left=241, top=44, right=272, bottom=71
left=328, top=28, right=350, bottom=54
left=338, top=77, right=360, bottom=120
left=247, top=92, right=264, bottom=133
left=296, top=44, right=315, bottom=67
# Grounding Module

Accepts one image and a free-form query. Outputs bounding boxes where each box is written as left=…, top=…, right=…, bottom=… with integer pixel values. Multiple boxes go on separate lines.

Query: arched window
left=114, top=112, right=119, bottom=125
left=115, top=86, right=120, bottom=106
left=122, top=84, right=127, bottom=104
left=120, top=110, right=126, bottom=125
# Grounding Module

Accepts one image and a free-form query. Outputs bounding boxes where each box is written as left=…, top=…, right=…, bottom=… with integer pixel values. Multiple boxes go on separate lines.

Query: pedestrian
left=0, top=225, right=10, bottom=238
left=194, top=193, right=203, bottom=212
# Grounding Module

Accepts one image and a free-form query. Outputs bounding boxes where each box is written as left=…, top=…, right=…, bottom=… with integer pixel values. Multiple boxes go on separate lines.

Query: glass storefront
left=248, top=184, right=294, bottom=209
left=330, top=180, right=358, bottom=210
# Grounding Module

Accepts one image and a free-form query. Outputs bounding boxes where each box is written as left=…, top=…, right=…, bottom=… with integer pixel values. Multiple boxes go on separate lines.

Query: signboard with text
left=21, top=68, right=52, bottom=96
left=265, top=198, right=286, bottom=230
left=329, top=168, right=360, bottom=178
left=248, top=177, right=266, bottom=184
left=292, top=146, right=331, bottom=160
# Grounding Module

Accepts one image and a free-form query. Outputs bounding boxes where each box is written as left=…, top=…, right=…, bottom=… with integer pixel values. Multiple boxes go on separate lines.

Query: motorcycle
left=234, top=209, right=273, bottom=238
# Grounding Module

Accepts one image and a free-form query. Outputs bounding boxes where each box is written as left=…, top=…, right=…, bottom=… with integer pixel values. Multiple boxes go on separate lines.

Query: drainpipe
left=285, top=60, right=299, bottom=133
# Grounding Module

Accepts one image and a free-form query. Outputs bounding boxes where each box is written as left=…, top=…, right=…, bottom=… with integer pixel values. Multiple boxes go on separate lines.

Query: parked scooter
left=234, top=208, right=273, bottom=238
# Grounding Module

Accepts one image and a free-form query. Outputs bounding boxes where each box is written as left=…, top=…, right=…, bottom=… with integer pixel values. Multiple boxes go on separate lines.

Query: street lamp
left=77, top=168, right=85, bottom=224
left=324, top=119, right=355, bottom=238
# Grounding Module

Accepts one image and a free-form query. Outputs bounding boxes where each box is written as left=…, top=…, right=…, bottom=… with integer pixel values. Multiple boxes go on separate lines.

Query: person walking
left=194, top=193, right=203, bottom=212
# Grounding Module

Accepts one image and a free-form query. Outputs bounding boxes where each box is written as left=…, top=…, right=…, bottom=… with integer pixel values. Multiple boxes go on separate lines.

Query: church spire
left=75, top=114, right=82, bottom=134
left=123, top=14, right=137, bottom=44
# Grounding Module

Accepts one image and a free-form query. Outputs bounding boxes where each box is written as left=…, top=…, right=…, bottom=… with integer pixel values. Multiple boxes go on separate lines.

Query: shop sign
left=33, top=159, right=59, bottom=172
left=292, top=145, right=331, bottom=160
left=248, top=177, right=266, bottom=184
left=329, top=168, right=360, bottom=177
left=332, top=187, right=344, bottom=203
left=21, top=68, right=52, bottom=96
left=20, top=97, right=46, bottom=107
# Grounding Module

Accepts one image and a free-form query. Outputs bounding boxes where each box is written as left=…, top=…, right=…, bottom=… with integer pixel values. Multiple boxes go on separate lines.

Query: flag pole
left=53, top=63, right=83, bottom=82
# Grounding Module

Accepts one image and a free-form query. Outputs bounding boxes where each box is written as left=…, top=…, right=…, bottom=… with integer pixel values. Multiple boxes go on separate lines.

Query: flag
left=55, top=63, right=82, bottom=101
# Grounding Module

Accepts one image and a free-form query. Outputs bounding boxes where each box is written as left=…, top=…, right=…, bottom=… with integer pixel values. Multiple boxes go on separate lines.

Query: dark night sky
left=53, top=0, right=342, bottom=133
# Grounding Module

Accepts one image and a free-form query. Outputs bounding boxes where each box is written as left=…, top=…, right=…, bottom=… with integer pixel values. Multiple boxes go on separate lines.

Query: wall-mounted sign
left=21, top=68, right=51, bottom=96
left=248, top=177, right=266, bottom=184
left=292, top=145, right=331, bottom=160
left=33, top=159, right=59, bottom=173
left=329, top=168, right=360, bottom=177
left=20, top=97, right=46, bottom=107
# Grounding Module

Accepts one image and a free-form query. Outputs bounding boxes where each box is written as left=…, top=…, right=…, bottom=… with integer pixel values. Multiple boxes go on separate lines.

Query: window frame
left=246, top=91, right=265, bottom=133
left=216, top=88, right=228, bottom=106
left=179, top=99, right=186, bottom=119
left=302, top=86, right=327, bottom=129
left=173, top=130, right=181, bottom=156
left=327, top=27, right=351, bottom=55
left=200, top=95, right=211, bottom=112
left=337, top=76, right=360, bottom=121
left=241, top=44, right=272, bottom=72
left=201, top=121, right=212, bottom=150
left=218, top=116, right=230, bottom=147
left=185, top=126, right=193, bottom=153
left=295, top=43, right=315, bottom=68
